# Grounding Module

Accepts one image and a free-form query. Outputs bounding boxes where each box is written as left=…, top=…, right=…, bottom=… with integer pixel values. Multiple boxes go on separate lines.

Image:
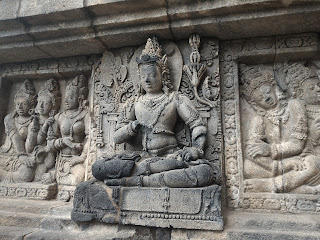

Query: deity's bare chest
left=135, top=98, right=177, bottom=128
left=60, top=116, right=85, bottom=137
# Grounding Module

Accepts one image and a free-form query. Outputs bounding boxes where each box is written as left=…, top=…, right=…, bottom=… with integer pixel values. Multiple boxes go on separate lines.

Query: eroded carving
left=72, top=36, right=223, bottom=230
left=240, top=63, right=320, bottom=194
left=93, top=37, right=213, bottom=187
left=0, top=80, right=37, bottom=182
left=42, top=74, right=89, bottom=187
left=33, top=79, right=61, bottom=182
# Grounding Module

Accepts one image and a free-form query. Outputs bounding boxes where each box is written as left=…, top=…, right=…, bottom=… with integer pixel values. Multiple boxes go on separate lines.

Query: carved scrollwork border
left=220, top=33, right=320, bottom=212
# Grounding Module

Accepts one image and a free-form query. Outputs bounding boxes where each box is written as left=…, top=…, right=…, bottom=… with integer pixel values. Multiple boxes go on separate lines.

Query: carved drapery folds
left=221, top=33, right=320, bottom=213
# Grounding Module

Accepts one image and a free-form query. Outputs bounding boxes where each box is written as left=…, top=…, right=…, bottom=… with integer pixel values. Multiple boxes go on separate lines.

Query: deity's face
left=15, top=97, right=30, bottom=117
left=139, top=64, right=163, bottom=94
left=251, top=83, right=277, bottom=110
left=65, top=89, right=79, bottom=110
left=36, top=95, right=53, bottom=116
left=301, top=78, right=320, bottom=105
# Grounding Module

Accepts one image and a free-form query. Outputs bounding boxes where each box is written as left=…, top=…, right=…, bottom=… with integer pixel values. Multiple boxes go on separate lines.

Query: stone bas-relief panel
left=221, top=32, right=320, bottom=213
left=0, top=74, right=92, bottom=201
left=71, top=35, right=223, bottom=230
left=241, top=63, right=320, bottom=195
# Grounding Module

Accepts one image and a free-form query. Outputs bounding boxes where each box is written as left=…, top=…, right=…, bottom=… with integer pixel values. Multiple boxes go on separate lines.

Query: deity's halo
left=130, top=41, right=183, bottom=93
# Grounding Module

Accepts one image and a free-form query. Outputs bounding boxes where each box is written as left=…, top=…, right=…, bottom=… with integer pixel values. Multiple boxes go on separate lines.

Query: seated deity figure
left=92, top=38, right=213, bottom=188
left=31, top=79, right=61, bottom=181
left=0, top=80, right=37, bottom=182
left=283, top=63, right=320, bottom=192
left=42, top=75, right=89, bottom=186
left=241, top=66, right=320, bottom=193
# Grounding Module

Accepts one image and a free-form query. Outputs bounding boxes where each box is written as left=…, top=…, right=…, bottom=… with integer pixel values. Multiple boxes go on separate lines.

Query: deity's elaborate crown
left=67, top=74, right=88, bottom=100
left=240, top=65, right=275, bottom=99
left=39, top=78, right=60, bottom=97
left=136, top=37, right=163, bottom=65
left=283, top=63, right=317, bottom=92
left=15, top=79, right=37, bottom=107
left=38, top=78, right=61, bottom=113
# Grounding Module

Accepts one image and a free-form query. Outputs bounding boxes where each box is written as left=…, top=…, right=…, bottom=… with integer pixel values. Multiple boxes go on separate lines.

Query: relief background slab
left=221, top=32, right=320, bottom=213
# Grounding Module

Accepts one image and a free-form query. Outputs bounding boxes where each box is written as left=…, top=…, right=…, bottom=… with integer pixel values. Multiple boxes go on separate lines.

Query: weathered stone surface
left=19, top=0, right=86, bottom=26
left=0, top=1, right=320, bottom=63
left=19, top=0, right=84, bottom=17
left=1, top=1, right=320, bottom=239
left=0, top=43, right=53, bottom=64
left=0, top=197, right=150, bottom=240
left=85, top=0, right=166, bottom=16
left=35, top=35, right=106, bottom=58
left=71, top=35, right=222, bottom=231
left=0, top=182, right=56, bottom=200
left=0, top=55, right=98, bottom=81
left=0, top=0, right=19, bottom=21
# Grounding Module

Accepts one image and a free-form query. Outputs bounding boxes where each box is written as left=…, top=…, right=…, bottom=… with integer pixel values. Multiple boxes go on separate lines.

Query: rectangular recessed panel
left=121, top=187, right=202, bottom=214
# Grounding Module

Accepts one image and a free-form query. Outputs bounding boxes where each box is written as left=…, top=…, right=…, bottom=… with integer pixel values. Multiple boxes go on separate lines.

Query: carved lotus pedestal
left=71, top=180, right=223, bottom=231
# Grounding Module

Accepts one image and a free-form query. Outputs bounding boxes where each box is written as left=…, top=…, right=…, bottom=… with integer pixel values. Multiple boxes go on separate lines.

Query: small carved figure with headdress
left=241, top=64, right=320, bottom=193
left=42, top=74, right=89, bottom=186
left=0, top=80, right=37, bottom=182
left=282, top=63, right=320, bottom=193
left=31, top=79, right=61, bottom=181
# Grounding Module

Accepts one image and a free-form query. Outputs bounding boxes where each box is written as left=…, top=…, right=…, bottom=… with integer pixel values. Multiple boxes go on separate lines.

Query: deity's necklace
left=140, top=93, right=167, bottom=110
left=64, top=108, right=82, bottom=120
left=139, top=93, right=173, bottom=128
left=265, top=101, right=290, bottom=126
left=15, top=116, right=32, bottom=126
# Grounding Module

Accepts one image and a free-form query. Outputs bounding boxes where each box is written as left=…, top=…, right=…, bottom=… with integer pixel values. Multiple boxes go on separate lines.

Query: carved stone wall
left=0, top=1, right=320, bottom=239
left=92, top=37, right=222, bottom=184
left=221, top=33, right=320, bottom=213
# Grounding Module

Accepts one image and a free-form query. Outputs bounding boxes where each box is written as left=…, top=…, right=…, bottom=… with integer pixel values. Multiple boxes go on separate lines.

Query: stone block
left=0, top=182, right=57, bottom=200
left=121, top=188, right=203, bottom=214
left=19, top=0, right=84, bottom=18
left=170, top=4, right=320, bottom=41
left=0, top=226, right=36, bottom=240
left=72, top=184, right=223, bottom=231
left=18, top=0, right=87, bottom=27
left=0, top=0, right=19, bottom=21
left=0, top=43, right=52, bottom=64
left=275, top=33, right=319, bottom=62
left=29, top=20, right=94, bottom=41
left=0, top=31, right=34, bottom=46
left=93, top=8, right=168, bottom=32
left=86, top=0, right=166, bottom=16
left=0, top=19, right=25, bottom=32
left=35, top=35, right=106, bottom=58
left=0, top=55, right=98, bottom=81
left=97, top=23, right=173, bottom=49
left=57, top=185, right=76, bottom=202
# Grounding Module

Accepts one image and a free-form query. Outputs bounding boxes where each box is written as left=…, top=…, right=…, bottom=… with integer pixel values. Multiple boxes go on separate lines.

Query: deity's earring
left=28, top=108, right=35, bottom=116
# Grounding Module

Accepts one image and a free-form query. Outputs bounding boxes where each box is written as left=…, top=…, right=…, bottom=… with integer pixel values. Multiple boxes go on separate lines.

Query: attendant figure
left=0, top=80, right=37, bottom=182
left=241, top=65, right=320, bottom=193
left=42, top=75, right=89, bottom=186
left=283, top=63, right=320, bottom=193
left=32, top=79, right=61, bottom=181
